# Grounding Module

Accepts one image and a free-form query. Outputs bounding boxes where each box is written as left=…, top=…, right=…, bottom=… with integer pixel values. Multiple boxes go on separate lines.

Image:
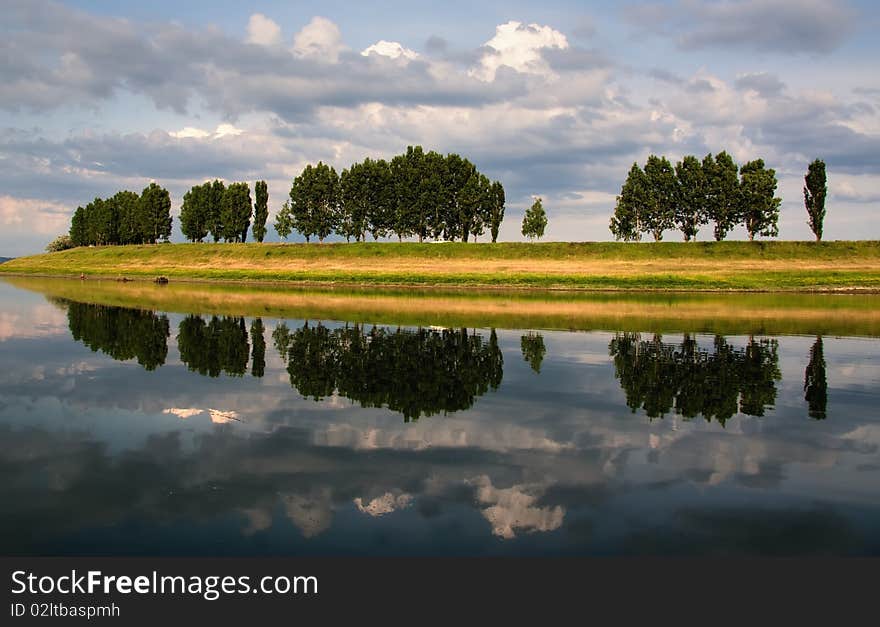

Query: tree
left=610, top=163, right=648, bottom=242
left=220, top=182, right=252, bottom=242
left=311, top=162, right=339, bottom=243
left=70, top=206, right=86, bottom=246
left=180, top=184, right=211, bottom=242
left=208, top=179, right=226, bottom=242
left=804, top=159, right=827, bottom=242
left=674, top=155, right=707, bottom=241
left=643, top=155, right=676, bottom=241
left=705, top=152, right=740, bottom=241
left=253, top=180, right=269, bottom=243
left=487, top=181, right=505, bottom=243
left=390, top=148, right=422, bottom=241
left=138, top=182, right=172, bottom=244
left=420, top=150, right=447, bottom=241
left=522, top=197, right=548, bottom=240
left=112, top=190, right=142, bottom=244
left=740, top=159, right=782, bottom=241
left=46, top=234, right=74, bottom=252
left=458, top=170, right=485, bottom=242
left=361, top=158, right=395, bottom=241
left=274, top=200, right=295, bottom=240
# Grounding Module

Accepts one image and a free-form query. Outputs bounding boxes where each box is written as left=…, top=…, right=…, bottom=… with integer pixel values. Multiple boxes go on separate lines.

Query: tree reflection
left=804, top=336, right=827, bottom=420
left=250, top=318, right=266, bottom=378
left=177, top=315, right=249, bottom=377
left=65, top=301, right=169, bottom=370
left=609, top=333, right=781, bottom=425
left=521, top=332, right=546, bottom=373
left=273, top=322, right=504, bottom=420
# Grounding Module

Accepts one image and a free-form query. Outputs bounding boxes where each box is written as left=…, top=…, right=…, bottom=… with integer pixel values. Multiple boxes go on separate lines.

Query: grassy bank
left=8, top=276, right=880, bottom=336
left=2, top=241, right=879, bottom=291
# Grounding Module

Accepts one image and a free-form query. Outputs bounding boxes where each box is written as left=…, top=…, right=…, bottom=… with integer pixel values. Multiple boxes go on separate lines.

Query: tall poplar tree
left=253, top=180, right=269, bottom=243
left=804, top=159, right=827, bottom=242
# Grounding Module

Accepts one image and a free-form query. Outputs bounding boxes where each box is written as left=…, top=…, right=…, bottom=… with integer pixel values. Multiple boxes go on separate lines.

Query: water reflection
left=3, top=286, right=878, bottom=556
left=178, top=315, right=250, bottom=377
left=273, top=322, right=503, bottom=420
left=609, top=333, right=781, bottom=425
left=65, top=299, right=169, bottom=371
left=805, top=337, right=828, bottom=420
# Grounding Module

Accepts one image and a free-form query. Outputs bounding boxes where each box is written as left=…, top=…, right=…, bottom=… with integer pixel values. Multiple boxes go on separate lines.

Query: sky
left=1, top=0, right=879, bottom=255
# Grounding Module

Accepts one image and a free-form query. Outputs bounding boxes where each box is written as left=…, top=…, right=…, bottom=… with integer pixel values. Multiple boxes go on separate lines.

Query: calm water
left=1, top=280, right=878, bottom=556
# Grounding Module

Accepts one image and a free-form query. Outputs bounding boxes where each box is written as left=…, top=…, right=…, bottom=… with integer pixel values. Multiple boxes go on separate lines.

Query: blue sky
left=2, top=0, right=879, bottom=254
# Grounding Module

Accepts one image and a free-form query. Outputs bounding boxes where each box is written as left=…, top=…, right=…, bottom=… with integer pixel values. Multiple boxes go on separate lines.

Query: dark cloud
left=624, top=0, right=857, bottom=54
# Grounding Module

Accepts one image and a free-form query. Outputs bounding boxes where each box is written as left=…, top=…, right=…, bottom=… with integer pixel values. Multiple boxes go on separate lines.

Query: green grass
left=2, top=241, right=879, bottom=291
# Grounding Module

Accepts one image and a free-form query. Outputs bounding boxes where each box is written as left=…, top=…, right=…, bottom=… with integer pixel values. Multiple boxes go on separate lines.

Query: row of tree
left=610, top=152, right=783, bottom=242
left=69, top=183, right=172, bottom=246
left=179, top=180, right=269, bottom=243
left=275, top=146, right=506, bottom=243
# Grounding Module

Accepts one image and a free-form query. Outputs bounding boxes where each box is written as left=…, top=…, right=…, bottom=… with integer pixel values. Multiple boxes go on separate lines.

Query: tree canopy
left=274, top=147, right=504, bottom=243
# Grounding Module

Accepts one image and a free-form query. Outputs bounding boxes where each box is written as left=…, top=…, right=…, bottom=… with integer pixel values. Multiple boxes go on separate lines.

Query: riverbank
left=7, top=276, right=880, bottom=336
left=1, top=241, right=879, bottom=291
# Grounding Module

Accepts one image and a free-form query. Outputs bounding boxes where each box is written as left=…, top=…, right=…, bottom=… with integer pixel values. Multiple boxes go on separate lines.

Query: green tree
left=208, top=179, right=226, bottom=242
left=366, top=158, right=396, bottom=240
left=70, top=206, right=86, bottom=246
left=643, top=155, right=676, bottom=241
left=46, top=234, right=74, bottom=252
left=705, top=152, right=741, bottom=241
left=521, top=197, right=548, bottom=240
left=487, top=181, right=505, bottom=243
left=674, top=155, right=707, bottom=241
left=252, top=180, right=269, bottom=243
left=804, top=159, right=827, bottom=242
left=220, top=182, right=252, bottom=242
left=138, top=182, right=172, bottom=244
left=274, top=200, right=295, bottom=240
left=311, top=162, right=339, bottom=243
left=180, top=183, right=211, bottom=242
left=610, top=163, right=648, bottom=242
left=112, top=190, right=142, bottom=245
left=740, top=159, right=781, bottom=241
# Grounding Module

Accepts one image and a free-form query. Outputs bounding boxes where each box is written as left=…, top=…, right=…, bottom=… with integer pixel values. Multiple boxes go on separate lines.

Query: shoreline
left=3, top=269, right=880, bottom=294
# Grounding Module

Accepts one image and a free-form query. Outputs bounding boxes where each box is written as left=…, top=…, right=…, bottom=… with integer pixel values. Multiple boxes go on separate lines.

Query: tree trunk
left=748, top=232, right=754, bottom=242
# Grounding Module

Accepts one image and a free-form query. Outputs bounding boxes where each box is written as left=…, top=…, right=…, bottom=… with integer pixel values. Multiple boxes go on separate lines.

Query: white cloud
left=361, top=40, right=419, bottom=61
left=292, top=16, right=346, bottom=63
left=170, top=124, right=244, bottom=140
left=246, top=13, right=282, bottom=46
left=471, top=21, right=568, bottom=81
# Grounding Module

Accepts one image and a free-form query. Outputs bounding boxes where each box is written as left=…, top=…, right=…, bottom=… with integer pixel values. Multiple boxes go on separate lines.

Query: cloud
left=246, top=13, right=282, bottom=46
left=0, top=195, right=70, bottom=234
left=471, top=21, right=569, bottom=81
left=291, top=16, right=346, bottom=62
left=362, top=40, right=419, bottom=61
left=735, top=72, right=786, bottom=98
left=624, top=0, right=858, bottom=54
